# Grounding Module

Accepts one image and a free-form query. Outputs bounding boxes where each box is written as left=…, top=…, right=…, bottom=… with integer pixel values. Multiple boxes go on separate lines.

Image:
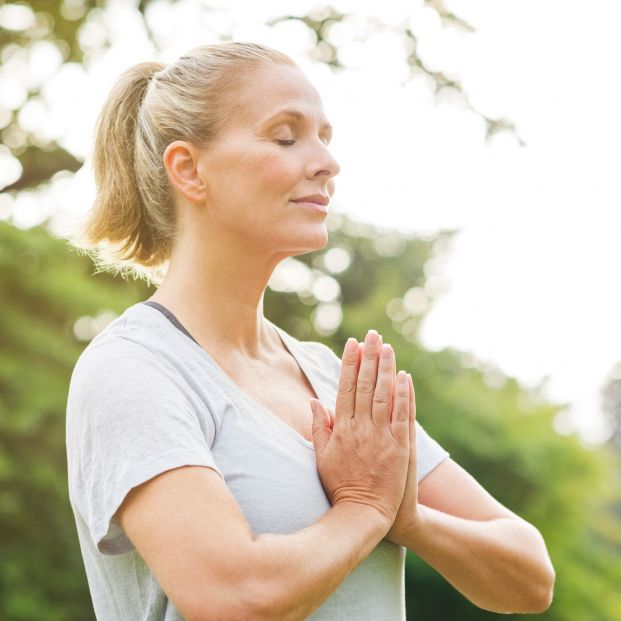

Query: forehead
left=230, top=62, right=329, bottom=128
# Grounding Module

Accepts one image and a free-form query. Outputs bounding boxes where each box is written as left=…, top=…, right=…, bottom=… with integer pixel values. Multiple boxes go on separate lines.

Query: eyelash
left=275, top=138, right=331, bottom=147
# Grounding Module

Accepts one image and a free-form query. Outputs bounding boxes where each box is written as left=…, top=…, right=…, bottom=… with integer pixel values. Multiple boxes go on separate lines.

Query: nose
left=307, top=141, right=341, bottom=181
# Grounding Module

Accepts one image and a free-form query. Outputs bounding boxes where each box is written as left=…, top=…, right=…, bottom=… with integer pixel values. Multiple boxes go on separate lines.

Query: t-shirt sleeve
left=311, top=340, right=450, bottom=483
left=414, top=420, right=450, bottom=482
left=66, top=338, right=223, bottom=556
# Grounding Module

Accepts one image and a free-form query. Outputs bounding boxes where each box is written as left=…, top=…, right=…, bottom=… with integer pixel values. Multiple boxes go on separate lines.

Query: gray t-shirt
left=66, top=301, right=450, bottom=620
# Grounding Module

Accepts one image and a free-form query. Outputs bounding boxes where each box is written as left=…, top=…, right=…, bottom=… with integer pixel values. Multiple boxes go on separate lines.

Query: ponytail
left=70, top=62, right=170, bottom=284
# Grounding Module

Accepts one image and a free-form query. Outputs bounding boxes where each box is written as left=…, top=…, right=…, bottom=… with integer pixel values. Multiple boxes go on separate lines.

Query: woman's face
left=191, top=61, right=341, bottom=257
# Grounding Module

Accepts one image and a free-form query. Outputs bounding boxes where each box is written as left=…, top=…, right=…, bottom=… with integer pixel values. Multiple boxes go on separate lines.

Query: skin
left=149, top=61, right=556, bottom=613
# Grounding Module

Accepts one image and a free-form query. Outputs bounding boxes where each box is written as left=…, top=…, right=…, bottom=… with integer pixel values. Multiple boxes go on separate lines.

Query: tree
left=603, top=362, right=621, bottom=450
left=0, top=0, right=520, bottom=196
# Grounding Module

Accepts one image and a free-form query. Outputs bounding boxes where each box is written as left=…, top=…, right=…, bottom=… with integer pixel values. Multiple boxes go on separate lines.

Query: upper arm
left=67, top=343, right=269, bottom=620
left=418, top=457, right=518, bottom=521
left=114, top=465, right=265, bottom=621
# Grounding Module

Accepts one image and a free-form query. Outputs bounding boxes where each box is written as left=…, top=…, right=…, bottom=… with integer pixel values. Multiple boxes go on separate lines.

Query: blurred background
left=1, top=0, right=620, bottom=619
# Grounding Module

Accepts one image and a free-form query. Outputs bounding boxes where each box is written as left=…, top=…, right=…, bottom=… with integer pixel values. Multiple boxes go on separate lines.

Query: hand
left=315, top=342, right=420, bottom=546
left=310, top=330, right=411, bottom=526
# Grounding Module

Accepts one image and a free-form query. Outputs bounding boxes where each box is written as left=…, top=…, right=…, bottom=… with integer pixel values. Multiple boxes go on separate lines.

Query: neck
left=148, top=231, right=288, bottom=360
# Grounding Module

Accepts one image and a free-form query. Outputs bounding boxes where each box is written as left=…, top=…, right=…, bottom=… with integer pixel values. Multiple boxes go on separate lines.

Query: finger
left=408, top=373, right=418, bottom=480
left=390, top=370, right=410, bottom=444
left=310, top=399, right=332, bottom=455
left=388, top=342, right=395, bottom=415
left=355, top=330, right=382, bottom=421
left=378, top=335, right=395, bottom=416
left=371, top=343, right=395, bottom=428
left=407, top=372, right=416, bottom=426
left=335, top=337, right=360, bottom=425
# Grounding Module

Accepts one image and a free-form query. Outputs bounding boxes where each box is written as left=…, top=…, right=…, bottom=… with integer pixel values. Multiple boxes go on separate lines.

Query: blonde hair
left=69, top=42, right=296, bottom=286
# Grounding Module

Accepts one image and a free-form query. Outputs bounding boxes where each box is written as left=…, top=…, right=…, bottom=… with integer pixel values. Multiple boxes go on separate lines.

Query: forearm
left=250, top=502, right=390, bottom=621
left=403, top=504, right=555, bottom=614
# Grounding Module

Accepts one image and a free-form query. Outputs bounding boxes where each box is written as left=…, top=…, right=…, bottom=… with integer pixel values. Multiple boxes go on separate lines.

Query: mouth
left=289, top=200, right=328, bottom=214
left=290, top=193, right=330, bottom=213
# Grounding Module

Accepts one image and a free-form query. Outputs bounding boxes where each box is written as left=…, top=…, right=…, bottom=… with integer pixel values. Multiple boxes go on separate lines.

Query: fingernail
left=381, top=344, right=392, bottom=358
left=365, top=329, right=378, bottom=344
left=345, top=338, right=358, bottom=353
left=398, top=371, right=407, bottom=384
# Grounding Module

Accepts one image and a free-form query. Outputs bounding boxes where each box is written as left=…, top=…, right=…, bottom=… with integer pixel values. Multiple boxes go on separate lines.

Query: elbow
left=505, top=561, right=556, bottom=615
left=516, top=524, right=556, bottom=614
left=477, top=567, right=555, bottom=615
left=529, top=565, right=556, bottom=614
left=526, top=532, right=556, bottom=614
left=478, top=553, right=556, bottom=615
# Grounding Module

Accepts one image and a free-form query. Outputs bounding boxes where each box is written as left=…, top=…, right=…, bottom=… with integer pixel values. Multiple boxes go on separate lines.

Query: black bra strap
left=141, top=301, right=200, bottom=346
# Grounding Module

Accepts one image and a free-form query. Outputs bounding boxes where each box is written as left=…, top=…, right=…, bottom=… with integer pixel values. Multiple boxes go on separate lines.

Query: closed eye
left=275, top=137, right=331, bottom=147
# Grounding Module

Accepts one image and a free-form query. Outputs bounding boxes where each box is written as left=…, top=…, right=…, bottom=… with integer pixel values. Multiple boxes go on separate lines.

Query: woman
left=66, top=42, right=555, bottom=620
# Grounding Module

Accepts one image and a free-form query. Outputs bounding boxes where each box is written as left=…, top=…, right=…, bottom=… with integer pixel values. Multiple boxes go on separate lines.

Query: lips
left=291, top=194, right=329, bottom=206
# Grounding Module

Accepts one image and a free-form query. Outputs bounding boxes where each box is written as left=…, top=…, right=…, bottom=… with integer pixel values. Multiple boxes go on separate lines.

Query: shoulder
left=70, top=303, right=184, bottom=385
left=66, top=325, right=218, bottom=451
left=68, top=311, right=189, bottom=418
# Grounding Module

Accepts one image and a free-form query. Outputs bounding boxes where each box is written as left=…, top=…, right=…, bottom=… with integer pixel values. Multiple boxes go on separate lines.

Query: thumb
left=310, top=398, right=332, bottom=455
left=327, top=407, right=335, bottom=430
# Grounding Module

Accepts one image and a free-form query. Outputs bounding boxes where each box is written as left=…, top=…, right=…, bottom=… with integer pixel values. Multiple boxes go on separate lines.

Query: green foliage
left=0, top=221, right=151, bottom=620
left=1, top=217, right=620, bottom=619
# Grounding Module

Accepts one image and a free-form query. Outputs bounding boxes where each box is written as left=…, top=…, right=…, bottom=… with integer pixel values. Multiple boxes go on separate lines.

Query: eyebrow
left=259, top=108, right=333, bottom=133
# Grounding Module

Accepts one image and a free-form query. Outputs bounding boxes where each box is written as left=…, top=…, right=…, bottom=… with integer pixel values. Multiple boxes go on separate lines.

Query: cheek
left=244, top=150, right=300, bottom=191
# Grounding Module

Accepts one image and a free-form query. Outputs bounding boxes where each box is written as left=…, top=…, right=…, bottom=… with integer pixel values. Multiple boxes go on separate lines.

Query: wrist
left=333, top=500, right=393, bottom=535
left=399, top=504, right=433, bottom=551
left=409, top=504, right=429, bottom=536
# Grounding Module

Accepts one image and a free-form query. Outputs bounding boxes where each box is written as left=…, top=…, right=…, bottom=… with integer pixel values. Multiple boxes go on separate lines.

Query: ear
left=163, top=140, right=207, bottom=206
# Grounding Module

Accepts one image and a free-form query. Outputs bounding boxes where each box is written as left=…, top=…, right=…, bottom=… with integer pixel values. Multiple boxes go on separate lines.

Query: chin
left=306, top=223, right=330, bottom=250
left=285, top=226, right=329, bottom=257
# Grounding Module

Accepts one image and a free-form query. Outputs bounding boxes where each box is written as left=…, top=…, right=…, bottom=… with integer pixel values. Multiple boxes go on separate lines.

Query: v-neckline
left=140, top=302, right=319, bottom=451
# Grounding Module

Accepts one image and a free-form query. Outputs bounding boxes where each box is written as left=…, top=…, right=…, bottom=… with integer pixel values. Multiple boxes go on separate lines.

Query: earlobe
left=163, top=140, right=207, bottom=205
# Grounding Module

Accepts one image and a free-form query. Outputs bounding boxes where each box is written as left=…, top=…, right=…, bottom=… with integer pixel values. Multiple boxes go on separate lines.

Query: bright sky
left=1, top=0, right=619, bottom=444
